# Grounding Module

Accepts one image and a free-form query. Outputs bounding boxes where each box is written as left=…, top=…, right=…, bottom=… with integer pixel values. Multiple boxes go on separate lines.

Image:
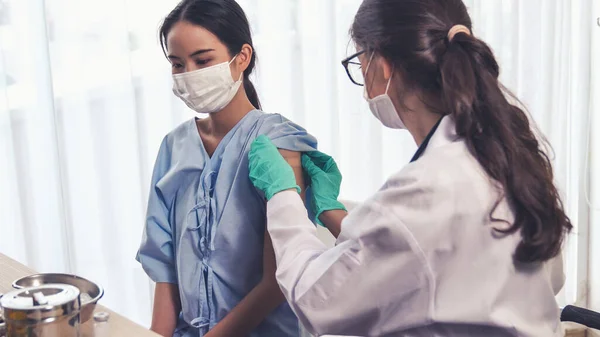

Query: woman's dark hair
left=351, top=0, right=571, bottom=263
left=160, top=0, right=261, bottom=109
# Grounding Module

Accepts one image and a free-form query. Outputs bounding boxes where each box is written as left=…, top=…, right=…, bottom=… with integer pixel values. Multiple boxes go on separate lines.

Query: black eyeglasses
left=341, top=50, right=366, bottom=86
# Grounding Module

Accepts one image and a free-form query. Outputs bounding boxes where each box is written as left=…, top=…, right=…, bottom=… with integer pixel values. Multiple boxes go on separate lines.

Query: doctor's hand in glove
left=248, top=136, right=347, bottom=236
left=248, top=135, right=301, bottom=201
left=301, top=151, right=347, bottom=237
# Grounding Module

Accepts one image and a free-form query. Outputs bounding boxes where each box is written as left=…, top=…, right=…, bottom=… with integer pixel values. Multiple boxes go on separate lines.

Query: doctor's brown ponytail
left=351, top=0, right=572, bottom=263
left=439, top=30, right=572, bottom=263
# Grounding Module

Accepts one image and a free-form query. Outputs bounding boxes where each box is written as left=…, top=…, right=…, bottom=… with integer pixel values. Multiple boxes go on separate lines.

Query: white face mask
left=363, top=52, right=406, bottom=129
left=172, top=56, right=243, bottom=114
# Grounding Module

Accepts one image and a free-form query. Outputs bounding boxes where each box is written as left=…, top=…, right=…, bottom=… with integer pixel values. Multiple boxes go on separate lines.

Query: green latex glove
left=248, top=135, right=300, bottom=201
left=302, top=151, right=346, bottom=226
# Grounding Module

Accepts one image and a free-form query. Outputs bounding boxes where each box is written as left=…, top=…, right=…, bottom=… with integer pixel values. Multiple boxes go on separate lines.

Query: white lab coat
left=266, top=116, right=565, bottom=337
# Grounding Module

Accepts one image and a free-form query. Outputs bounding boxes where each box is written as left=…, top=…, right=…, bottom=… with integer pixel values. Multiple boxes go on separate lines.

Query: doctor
left=248, top=0, right=571, bottom=336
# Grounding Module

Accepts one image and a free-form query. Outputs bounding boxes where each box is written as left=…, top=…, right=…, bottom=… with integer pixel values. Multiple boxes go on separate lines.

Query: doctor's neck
left=401, top=95, right=444, bottom=146
left=203, top=87, right=256, bottom=138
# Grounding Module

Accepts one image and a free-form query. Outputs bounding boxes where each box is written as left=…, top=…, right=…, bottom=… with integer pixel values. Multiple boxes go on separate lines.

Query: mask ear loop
left=228, top=54, right=244, bottom=82
left=384, top=68, right=394, bottom=95
left=365, top=52, right=394, bottom=97
left=364, top=52, right=376, bottom=99
left=365, top=51, right=375, bottom=74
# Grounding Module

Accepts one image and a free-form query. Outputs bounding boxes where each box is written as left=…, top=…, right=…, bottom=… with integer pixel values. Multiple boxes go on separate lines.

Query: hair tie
left=448, top=24, right=471, bottom=41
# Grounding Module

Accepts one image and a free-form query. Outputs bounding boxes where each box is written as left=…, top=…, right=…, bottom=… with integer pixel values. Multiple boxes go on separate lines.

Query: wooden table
left=0, top=253, right=159, bottom=337
left=3, top=253, right=598, bottom=337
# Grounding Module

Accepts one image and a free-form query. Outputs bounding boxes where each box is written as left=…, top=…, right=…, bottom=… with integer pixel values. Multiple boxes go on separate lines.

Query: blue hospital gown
left=136, top=110, right=317, bottom=337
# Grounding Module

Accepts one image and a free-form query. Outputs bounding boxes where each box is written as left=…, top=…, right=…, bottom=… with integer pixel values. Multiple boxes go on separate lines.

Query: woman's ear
left=380, top=56, right=393, bottom=81
left=236, top=44, right=253, bottom=74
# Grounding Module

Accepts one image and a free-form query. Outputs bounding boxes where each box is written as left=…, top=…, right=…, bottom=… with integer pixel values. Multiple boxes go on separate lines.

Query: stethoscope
left=561, top=305, right=600, bottom=330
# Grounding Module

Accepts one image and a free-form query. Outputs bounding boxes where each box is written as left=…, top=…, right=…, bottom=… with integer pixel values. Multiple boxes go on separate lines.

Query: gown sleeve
left=136, top=137, right=178, bottom=284
left=257, top=113, right=318, bottom=152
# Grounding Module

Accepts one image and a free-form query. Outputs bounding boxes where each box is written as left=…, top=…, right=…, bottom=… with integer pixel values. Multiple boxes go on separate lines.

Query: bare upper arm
left=278, top=149, right=306, bottom=202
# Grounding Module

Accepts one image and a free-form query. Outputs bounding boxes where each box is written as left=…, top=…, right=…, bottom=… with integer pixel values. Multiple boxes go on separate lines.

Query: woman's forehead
left=166, top=21, right=225, bottom=54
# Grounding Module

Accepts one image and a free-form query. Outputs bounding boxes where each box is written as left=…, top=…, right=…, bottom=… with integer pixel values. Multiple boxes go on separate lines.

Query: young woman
left=247, top=0, right=570, bottom=336
left=136, top=1, right=316, bottom=336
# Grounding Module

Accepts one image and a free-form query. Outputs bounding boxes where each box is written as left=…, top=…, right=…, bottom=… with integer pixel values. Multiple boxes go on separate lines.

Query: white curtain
left=0, top=0, right=598, bottom=327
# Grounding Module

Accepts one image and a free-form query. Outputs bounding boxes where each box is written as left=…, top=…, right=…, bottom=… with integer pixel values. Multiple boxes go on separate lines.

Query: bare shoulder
left=277, top=149, right=301, bottom=167
left=277, top=149, right=305, bottom=199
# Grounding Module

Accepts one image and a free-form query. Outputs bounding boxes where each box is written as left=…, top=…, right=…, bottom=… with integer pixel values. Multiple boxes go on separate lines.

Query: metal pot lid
left=0, top=284, right=79, bottom=311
